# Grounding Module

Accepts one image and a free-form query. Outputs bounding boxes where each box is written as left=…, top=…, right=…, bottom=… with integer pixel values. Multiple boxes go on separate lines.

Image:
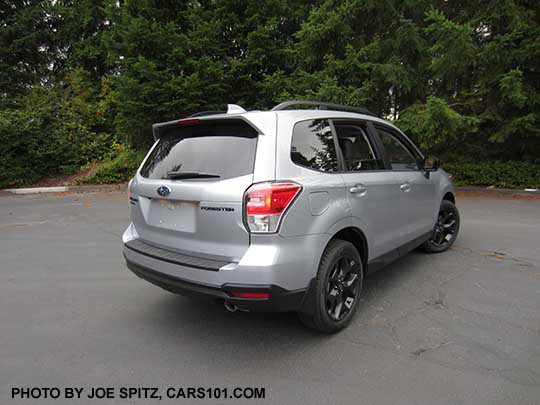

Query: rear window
left=140, top=119, right=258, bottom=180
left=290, top=119, right=338, bottom=172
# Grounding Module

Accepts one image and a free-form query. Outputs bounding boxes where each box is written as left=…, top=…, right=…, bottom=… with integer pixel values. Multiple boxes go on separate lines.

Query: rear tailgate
left=130, top=118, right=259, bottom=261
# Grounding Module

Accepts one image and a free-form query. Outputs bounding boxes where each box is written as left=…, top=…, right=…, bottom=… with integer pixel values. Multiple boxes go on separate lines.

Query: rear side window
left=334, top=121, right=384, bottom=171
left=140, top=120, right=258, bottom=180
left=290, top=119, right=338, bottom=172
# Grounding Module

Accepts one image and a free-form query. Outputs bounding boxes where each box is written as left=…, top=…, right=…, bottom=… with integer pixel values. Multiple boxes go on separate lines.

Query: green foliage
left=0, top=1, right=53, bottom=103
left=1, top=0, right=540, bottom=188
left=397, top=97, right=479, bottom=157
left=0, top=70, right=115, bottom=188
left=444, top=161, right=540, bottom=189
left=78, top=146, right=145, bottom=184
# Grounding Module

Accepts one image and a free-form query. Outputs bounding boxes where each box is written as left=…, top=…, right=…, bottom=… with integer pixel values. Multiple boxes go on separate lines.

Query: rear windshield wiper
left=166, top=171, right=221, bottom=180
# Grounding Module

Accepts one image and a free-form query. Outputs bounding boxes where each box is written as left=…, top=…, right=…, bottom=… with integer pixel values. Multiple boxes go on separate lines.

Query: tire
left=422, top=200, right=460, bottom=253
left=299, top=239, right=363, bottom=333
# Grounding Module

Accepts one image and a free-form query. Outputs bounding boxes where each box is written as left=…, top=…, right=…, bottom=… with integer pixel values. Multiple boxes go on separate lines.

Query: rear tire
left=422, top=200, right=460, bottom=253
left=299, top=239, right=363, bottom=333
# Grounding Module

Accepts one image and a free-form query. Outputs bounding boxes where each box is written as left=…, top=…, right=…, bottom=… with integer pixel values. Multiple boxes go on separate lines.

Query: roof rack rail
left=271, top=100, right=376, bottom=117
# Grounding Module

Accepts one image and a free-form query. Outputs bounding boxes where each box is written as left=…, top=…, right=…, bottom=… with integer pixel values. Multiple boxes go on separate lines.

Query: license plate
left=158, top=199, right=195, bottom=210
left=149, top=200, right=197, bottom=232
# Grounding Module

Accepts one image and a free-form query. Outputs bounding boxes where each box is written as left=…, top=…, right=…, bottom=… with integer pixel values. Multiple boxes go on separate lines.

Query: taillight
left=244, top=182, right=301, bottom=233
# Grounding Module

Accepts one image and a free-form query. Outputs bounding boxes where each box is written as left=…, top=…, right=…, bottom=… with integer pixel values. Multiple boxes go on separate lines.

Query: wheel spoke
left=337, top=259, right=346, bottom=279
left=328, top=265, right=339, bottom=282
left=435, top=231, right=445, bottom=245
left=443, top=220, right=455, bottom=229
left=328, top=287, right=339, bottom=301
left=333, top=296, right=343, bottom=320
left=344, top=273, right=358, bottom=289
left=441, top=210, right=452, bottom=222
left=340, top=258, right=351, bottom=275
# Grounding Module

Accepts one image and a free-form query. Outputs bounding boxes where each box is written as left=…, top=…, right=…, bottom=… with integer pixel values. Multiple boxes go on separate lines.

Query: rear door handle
left=349, top=184, right=367, bottom=195
left=400, top=182, right=411, bottom=192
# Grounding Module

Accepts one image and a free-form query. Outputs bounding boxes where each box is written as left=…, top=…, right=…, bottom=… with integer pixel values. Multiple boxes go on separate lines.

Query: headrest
left=339, top=138, right=354, bottom=160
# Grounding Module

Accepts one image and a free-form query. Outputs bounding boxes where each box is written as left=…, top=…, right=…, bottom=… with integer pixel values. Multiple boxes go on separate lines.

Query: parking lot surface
left=1, top=192, right=539, bottom=404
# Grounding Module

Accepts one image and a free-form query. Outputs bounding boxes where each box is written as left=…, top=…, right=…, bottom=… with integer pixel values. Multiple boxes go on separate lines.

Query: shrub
left=0, top=77, right=115, bottom=189
left=443, top=161, right=540, bottom=189
left=78, top=147, right=145, bottom=184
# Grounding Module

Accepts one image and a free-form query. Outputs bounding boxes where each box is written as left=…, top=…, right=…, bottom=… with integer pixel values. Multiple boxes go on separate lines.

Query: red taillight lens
left=244, top=182, right=301, bottom=233
left=229, top=291, right=270, bottom=299
left=246, top=183, right=301, bottom=215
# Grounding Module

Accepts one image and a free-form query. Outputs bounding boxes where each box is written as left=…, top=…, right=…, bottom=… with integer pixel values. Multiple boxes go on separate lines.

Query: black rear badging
left=201, top=206, right=234, bottom=212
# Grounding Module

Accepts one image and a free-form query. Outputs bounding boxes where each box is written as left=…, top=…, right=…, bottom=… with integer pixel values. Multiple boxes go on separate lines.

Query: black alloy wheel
left=298, top=239, right=363, bottom=333
left=422, top=200, right=460, bottom=253
left=325, top=256, right=360, bottom=321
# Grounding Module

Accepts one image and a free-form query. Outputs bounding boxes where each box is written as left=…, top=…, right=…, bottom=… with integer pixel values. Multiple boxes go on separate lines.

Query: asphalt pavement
left=1, top=192, right=539, bottom=404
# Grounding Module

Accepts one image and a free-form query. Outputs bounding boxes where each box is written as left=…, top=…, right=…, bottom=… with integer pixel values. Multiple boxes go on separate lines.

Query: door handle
left=400, top=182, right=411, bottom=192
left=349, top=184, right=367, bottom=195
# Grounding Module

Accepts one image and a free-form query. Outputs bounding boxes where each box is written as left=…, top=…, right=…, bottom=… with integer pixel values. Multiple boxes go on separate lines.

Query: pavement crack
left=411, top=341, right=453, bottom=357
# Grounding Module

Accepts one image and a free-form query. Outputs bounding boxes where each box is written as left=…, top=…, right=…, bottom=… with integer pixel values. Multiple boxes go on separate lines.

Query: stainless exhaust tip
left=224, top=301, right=238, bottom=312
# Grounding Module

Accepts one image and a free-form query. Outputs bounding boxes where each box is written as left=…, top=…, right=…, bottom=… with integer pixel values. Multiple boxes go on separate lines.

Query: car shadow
left=134, top=250, right=428, bottom=346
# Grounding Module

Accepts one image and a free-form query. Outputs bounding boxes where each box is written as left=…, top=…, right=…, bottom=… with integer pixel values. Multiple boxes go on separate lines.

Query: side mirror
left=423, top=157, right=440, bottom=178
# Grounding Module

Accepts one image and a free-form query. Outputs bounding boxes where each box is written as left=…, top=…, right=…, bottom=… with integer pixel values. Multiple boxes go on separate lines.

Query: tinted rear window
left=140, top=120, right=258, bottom=180
left=290, top=119, right=338, bottom=172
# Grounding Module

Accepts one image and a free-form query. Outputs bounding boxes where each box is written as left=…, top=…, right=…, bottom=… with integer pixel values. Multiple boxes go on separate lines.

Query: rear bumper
left=122, top=223, right=327, bottom=312
left=125, top=257, right=310, bottom=312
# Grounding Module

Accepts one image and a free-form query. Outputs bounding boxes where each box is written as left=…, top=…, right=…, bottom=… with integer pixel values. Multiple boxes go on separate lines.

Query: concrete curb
left=1, top=183, right=538, bottom=198
left=0, top=183, right=127, bottom=196
left=455, top=186, right=540, bottom=197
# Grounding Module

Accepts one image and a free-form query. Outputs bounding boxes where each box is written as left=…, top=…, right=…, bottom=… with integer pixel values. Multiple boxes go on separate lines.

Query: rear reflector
left=244, top=182, right=301, bottom=233
left=229, top=291, right=270, bottom=299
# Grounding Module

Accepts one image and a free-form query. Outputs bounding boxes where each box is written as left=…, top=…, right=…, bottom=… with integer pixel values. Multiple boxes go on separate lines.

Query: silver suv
left=122, top=100, right=459, bottom=333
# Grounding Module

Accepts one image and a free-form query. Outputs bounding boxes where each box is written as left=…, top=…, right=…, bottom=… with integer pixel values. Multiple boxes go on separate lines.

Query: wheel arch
left=442, top=191, right=455, bottom=204
left=329, top=226, right=368, bottom=269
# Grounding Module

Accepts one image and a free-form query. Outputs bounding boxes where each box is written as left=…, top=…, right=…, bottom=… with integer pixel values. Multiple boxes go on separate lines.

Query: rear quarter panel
left=274, top=113, right=352, bottom=238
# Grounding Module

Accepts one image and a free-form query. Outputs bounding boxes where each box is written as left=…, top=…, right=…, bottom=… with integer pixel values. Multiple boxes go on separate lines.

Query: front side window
left=291, top=119, right=338, bottom=172
left=376, top=127, right=419, bottom=170
left=334, top=121, right=384, bottom=171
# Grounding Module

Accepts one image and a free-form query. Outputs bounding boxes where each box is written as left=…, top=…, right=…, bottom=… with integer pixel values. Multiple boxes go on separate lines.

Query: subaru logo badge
left=157, top=185, right=171, bottom=197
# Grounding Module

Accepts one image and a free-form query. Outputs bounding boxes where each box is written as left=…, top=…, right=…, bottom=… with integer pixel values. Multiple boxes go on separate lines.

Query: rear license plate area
left=148, top=199, right=197, bottom=232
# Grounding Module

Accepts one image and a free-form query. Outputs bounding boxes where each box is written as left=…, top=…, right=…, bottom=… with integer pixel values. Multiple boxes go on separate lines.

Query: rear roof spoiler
left=152, top=100, right=376, bottom=139
left=152, top=116, right=260, bottom=140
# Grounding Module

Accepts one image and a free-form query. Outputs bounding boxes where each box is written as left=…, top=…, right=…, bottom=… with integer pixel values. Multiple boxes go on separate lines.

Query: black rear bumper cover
left=125, top=257, right=314, bottom=313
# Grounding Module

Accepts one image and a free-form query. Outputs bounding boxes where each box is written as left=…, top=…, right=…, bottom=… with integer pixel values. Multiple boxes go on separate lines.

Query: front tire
left=299, top=239, right=363, bottom=333
left=422, top=200, right=460, bottom=253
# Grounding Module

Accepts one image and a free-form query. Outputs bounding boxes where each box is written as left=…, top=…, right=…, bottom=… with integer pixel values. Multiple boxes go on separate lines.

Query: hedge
left=443, top=161, right=540, bottom=189
left=78, top=148, right=145, bottom=185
